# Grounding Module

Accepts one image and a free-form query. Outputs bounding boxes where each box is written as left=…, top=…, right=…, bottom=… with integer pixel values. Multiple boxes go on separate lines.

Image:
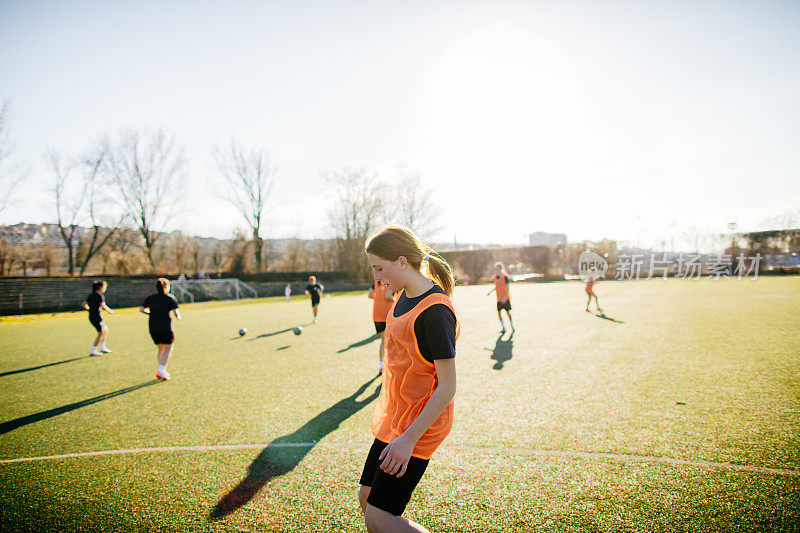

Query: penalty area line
left=1, top=442, right=798, bottom=477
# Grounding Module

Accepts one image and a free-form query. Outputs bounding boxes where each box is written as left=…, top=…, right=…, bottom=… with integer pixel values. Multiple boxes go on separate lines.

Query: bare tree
left=102, top=129, right=187, bottom=267
left=13, top=244, right=36, bottom=277
left=213, top=140, right=276, bottom=272
left=277, top=238, right=309, bottom=271
left=107, top=227, right=144, bottom=275
left=227, top=230, right=252, bottom=274
left=49, top=148, right=121, bottom=276
left=166, top=231, right=190, bottom=275
left=190, top=237, right=204, bottom=274
left=309, top=239, right=337, bottom=271
left=760, top=208, right=800, bottom=231
left=0, top=99, right=24, bottom=216
left=49, top=150, right=87, bottom=276
left=41, top=244, right=57, bottom=276
left=392, top=170, right=442, bottom=239
left=325, top=167, right=385, bottom=280
left=211, top=239, right=227, bottom=274
left=681, top=225, right=708, bottom=254
left=77, top=149, right=124, bottom=275
left=0, top=237, right=12, bottom=275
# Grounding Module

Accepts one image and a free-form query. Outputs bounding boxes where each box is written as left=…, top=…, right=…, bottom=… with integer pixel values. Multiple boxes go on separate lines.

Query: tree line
left=0, top=101, right=440, bottom=280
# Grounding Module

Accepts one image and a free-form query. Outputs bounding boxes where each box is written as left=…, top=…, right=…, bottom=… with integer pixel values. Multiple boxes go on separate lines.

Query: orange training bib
left=494, top=275, right=509, bottom=302
left=371, top=291, right=460, bottom=459
left=372, top=281, right=393, bottom=322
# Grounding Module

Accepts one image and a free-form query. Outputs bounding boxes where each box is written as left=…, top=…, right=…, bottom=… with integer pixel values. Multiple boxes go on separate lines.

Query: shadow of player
left=336, top=333, right=381, bottom=353
left=0, top=356, right=87, bottom=378
left=0, top=379, right=161, bottom=435
left=209, top=374, right=382, bottom=519
left=485, top=332, right=514, bottom=370
left=596, top=312, right=624, bottom=324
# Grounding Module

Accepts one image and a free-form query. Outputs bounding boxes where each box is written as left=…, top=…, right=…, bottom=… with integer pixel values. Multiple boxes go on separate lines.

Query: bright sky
left=1, top=0, right=798, bottom=250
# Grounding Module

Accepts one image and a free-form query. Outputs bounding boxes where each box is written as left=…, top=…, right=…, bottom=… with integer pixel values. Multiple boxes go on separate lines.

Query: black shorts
left=310, top=297, right=320, bottom=307
left=89, top=316, right=104, bottom=332
left=359, top=438, right=429, bottom=516
left=497, top=300, right=512, bottom=312
left=149, top=330, right=174, bottom=345
left=374, top=321, right=386, bottom=334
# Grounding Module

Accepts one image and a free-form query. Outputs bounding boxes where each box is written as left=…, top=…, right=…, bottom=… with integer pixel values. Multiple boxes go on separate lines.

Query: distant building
left=529, top=232, right=567, bottom=246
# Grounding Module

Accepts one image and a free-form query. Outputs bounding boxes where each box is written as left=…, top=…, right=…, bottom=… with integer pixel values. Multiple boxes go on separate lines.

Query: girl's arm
left=368, top=287, right=375, bottom=299
left=319, top=283, right=325, bottom=292
left=102, top=303, right=114, bottom=313
left=139, top=306, right=149, bottom=315
left=82, top=301, right=89, bottom=311
left=378, top=358, right=457, bottom=477
left=173, top=308, right=182, bottom=320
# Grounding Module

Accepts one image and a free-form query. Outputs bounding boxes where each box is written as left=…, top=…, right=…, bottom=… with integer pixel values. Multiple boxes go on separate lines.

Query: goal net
left=171, top=279, right=258, bottom=304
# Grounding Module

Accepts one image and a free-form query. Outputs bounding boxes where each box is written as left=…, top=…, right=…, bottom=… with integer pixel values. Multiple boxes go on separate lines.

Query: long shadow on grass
left=247, top=327, right=295, bottom=341
left=0, top=380, right=160, bottom=436
left=210, top=374, right=381, bottom=519
left=336, top=333, right=380, bottom=353
left=0, top=356, right=87, bottom=377
left=484, top=332, right=514, bottom=370
left=596, top=312, right=624, bottom=324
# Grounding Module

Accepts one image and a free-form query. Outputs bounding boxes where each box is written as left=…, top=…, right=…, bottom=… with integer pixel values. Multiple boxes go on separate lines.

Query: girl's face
left=99, top=285, right=107, bottom=294
left=495, top=264, right=502, bottom=274
left=367, top=253, right=406, bottom=292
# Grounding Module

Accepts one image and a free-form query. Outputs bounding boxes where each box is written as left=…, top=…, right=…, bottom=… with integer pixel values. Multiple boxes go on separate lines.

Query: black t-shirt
left=142, top=293, right=179, bottom=332
left=306, top=283, right=323, bottom=300
left=86, top=292, right=103, bottom=318
left=393, top=284, right=457, bottom=364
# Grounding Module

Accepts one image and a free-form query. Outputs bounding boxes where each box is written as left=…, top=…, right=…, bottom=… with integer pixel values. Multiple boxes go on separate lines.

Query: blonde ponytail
left=425, top=252, right=455, bottom=297
left=365, top=225, right=456, bottom=297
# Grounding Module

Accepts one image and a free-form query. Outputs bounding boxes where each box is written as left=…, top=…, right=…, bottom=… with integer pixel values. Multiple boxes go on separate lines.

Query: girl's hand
left=378, top=436, right=414, bottom=478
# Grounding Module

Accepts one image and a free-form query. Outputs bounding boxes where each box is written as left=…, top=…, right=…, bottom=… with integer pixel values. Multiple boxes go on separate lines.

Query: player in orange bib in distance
left=585, top=278, right=602, bottom=313
left=360, top=225, right=459, bottom=533
left=487, top=261, right=514, bottom=333
left=368, top=278, right=396, bottom=374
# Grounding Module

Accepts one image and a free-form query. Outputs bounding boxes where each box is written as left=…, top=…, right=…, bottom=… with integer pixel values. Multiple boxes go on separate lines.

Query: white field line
left=1, top=442, right=798, bottom=477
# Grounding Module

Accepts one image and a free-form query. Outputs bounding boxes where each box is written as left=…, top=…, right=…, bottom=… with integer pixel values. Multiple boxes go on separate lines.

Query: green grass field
left=1, top=277, right=799, bottom=532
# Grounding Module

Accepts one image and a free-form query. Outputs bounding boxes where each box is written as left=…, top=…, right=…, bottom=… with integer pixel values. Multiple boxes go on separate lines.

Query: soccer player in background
left=585, top=277, right=602, bottom=313
left=368, top=278, right=396, bottom=374
left=487, top=261, right=514, bottom=333
left=304, top=275, right=324, bottom=323
left=82, top=280, right=113, bottom=356
left=139, top=278, right=182, bottom=381
left=360, top=225, right=459, bottom=533
left=285, top=283, right=292, bottom=302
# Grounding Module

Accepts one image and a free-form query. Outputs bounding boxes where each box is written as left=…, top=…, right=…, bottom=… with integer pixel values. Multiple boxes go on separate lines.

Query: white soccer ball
left=239, top=328, right=247, bottom=337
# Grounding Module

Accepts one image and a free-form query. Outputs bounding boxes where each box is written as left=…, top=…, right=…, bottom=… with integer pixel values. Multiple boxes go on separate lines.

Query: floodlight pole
left=727, top=222, right=737, bottom=274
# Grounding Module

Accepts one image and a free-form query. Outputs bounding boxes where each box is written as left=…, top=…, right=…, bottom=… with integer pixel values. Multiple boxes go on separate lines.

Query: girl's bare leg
left=160, top=343, right=174, bottom=366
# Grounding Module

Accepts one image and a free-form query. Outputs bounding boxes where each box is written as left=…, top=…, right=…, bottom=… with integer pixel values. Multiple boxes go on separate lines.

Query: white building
left=529, top=232, right=567, bottom=246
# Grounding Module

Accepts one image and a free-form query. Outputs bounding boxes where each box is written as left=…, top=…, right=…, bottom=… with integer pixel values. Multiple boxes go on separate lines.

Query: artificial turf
left=0, top=277, right=798, bottom=532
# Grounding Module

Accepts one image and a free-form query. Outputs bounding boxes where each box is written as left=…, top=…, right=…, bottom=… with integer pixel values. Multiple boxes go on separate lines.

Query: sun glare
left=416, top=23, right=593, bottom=176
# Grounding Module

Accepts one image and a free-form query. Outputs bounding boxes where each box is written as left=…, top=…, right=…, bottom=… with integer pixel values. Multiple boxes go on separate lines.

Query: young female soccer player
left=304, top=275, right=324, bottom=323
left=487, top=261, right=514, bottom=333
left=368, top=279, right=396, bottom=374
left=585, top=278, right=602, bottom=313
left=360, top=225, right=459, bottom=533
left=139, top=278, right=182, bottom=381
left=82, top=280, right=114, bottom=356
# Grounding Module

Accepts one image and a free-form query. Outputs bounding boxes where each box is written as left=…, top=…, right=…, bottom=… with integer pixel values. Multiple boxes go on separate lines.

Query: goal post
left=172, top=279, right=258, bottom=303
